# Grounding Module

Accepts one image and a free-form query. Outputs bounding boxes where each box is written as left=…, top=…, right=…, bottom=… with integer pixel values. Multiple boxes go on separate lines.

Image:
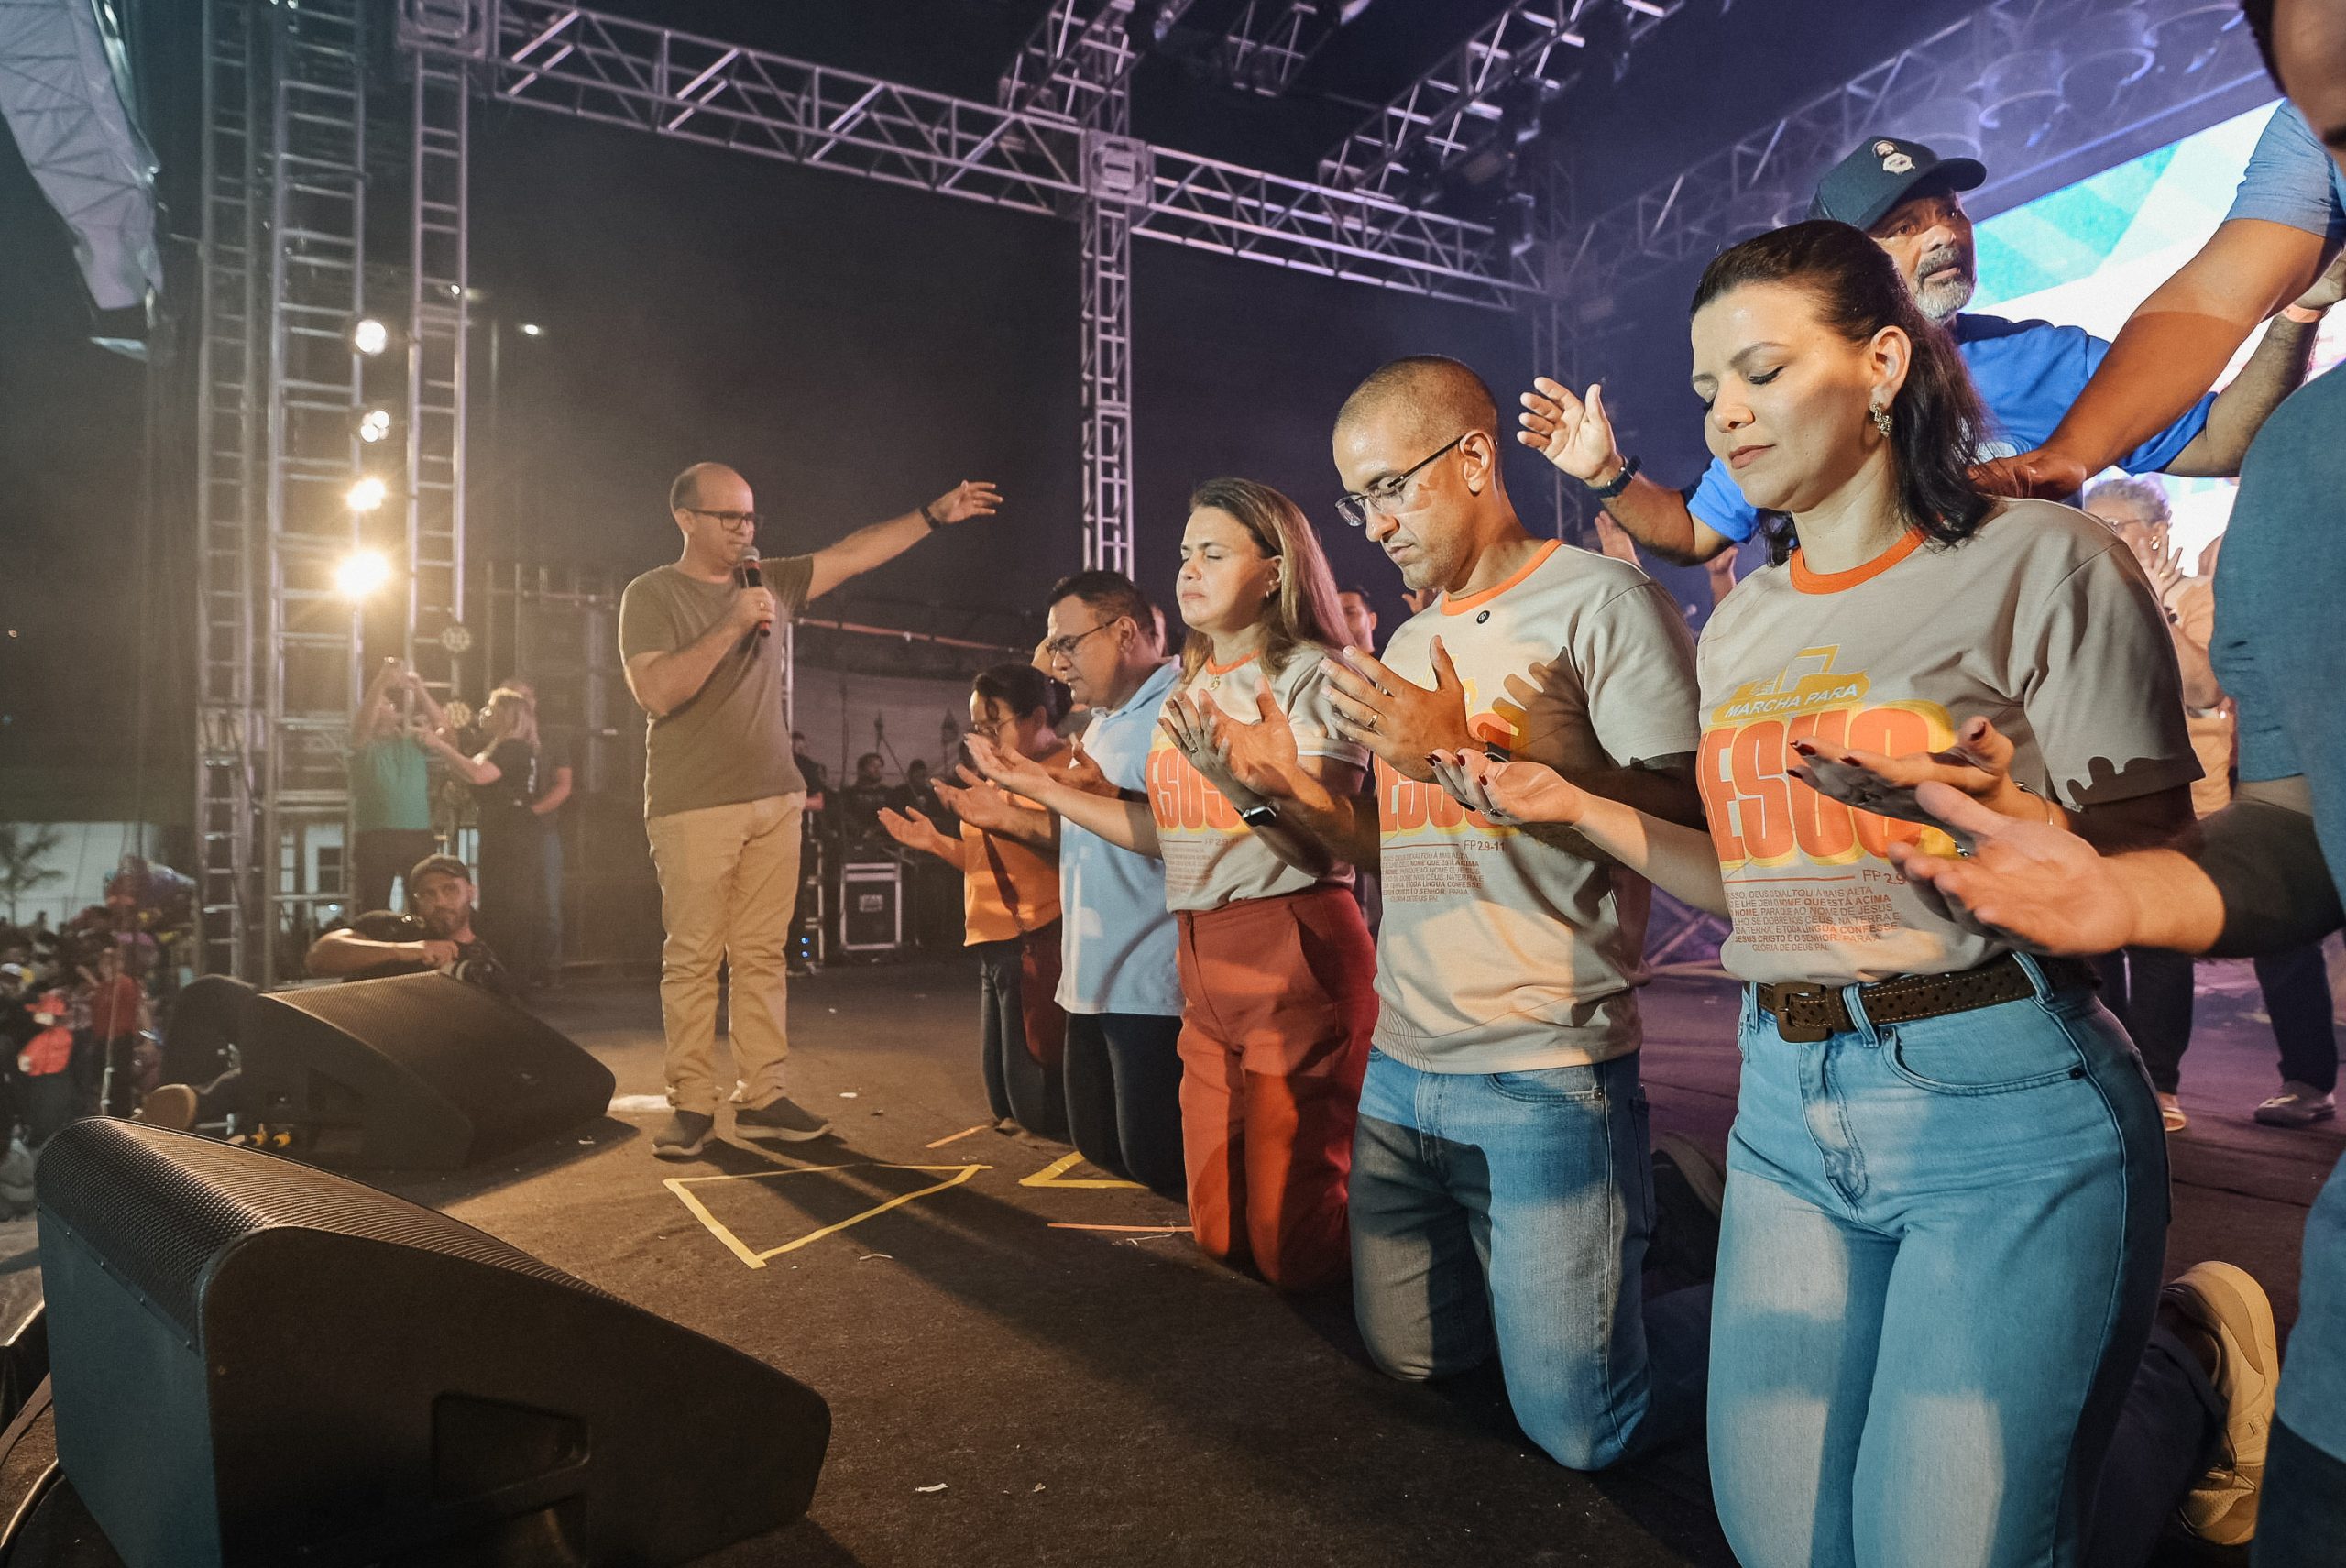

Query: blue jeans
left=1349, top=1048, right=1708, bottom=1470
left=1710, top=959, right=2168, bottom=1568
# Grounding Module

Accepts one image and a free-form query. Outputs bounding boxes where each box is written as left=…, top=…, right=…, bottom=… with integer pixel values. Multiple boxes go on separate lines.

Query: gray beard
left=1915, top=270, right=1976, bottom=325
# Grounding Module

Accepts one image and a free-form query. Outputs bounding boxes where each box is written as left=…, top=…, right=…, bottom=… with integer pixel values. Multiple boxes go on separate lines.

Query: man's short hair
left=1046, top=569, right=1157, bottom=645
left=406, top=854, right=470, bottom=896
left=2242, top=0, right=2276, bottom=83
left=856, top=751, right=882, bottom=770
left=668, top=462, right=736, bottom=513
left=1335, top=356, right=1501, bottom=449
left=2082, top=475, right=2172, bottom=526
left=1339, top=585, right=1372, bottom=600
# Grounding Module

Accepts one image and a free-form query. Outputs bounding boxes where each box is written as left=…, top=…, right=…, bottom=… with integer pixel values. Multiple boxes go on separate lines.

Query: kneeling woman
left=879, top=663, right=1072, bottom=1139
left=1474, top=221, right=2201, bottom=1565
left=971, top=478, right=1375, bottom=1291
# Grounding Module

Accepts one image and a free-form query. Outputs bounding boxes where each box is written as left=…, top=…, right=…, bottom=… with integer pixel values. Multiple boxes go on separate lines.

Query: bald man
left=1233, top=355, right=1716, bottom=1470
left=620, top=462, right=1001, bottom=1157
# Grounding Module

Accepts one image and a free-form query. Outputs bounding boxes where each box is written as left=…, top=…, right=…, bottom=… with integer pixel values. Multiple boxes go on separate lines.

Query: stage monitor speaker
left=237, top=972, right=616, bottom=1170
left=35, top=1119, right=830, bottom=1568
left=838, top=861, right=902, bottom=953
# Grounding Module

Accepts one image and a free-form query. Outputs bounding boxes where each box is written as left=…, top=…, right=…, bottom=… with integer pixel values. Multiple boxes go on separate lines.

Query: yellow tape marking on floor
left=663, top=1162, right=989, bottom=1270
left=1016, top=1150, right=1146, bottom=1190
left=924, top=1124, right=992, bottom=1148
left=1046, top=1223, right=1192, bottom=1233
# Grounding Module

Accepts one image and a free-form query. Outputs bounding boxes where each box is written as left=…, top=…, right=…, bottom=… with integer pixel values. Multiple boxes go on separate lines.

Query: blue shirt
left=2225, top=101, right=2346, bottom=245
left=1056, top=660, right=1183, bottom=1017
left=2214, top=365, right=2346, bottom=1461
left=1687, top=313, right=2217, bottom=544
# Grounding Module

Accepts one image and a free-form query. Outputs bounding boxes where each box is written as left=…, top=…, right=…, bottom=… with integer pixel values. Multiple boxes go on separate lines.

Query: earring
left=1870, top=404, right=1893, bottom=438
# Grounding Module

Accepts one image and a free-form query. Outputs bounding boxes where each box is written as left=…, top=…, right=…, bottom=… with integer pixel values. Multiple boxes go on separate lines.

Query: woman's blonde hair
left=1178, top=477, right=1348, bottom=681
left=482, top=686, right=539, bottom=750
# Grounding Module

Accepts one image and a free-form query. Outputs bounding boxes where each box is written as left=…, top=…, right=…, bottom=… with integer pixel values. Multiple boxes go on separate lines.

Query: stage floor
left=11, top=958, right=2333, bottom=1564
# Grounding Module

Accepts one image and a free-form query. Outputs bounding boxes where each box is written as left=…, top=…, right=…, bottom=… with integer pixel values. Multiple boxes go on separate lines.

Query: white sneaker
left=2252, top=1081, right=2336, bottom=1127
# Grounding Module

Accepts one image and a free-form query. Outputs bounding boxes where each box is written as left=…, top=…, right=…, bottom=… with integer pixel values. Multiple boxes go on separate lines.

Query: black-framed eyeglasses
left=1334, top=434, right=1466, bottom=527
left=1041, top=619, right=1119, bottom=662
left=685, top=508, right=764, bottom=528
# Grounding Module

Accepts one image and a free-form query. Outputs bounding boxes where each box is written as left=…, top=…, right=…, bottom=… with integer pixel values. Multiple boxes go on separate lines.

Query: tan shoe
left=2158, top=1092, right=2187, bottom=1133
left=136, top=1083, right=198, bottom=1132
left=2168, top=1261, right=2279, bottom=1546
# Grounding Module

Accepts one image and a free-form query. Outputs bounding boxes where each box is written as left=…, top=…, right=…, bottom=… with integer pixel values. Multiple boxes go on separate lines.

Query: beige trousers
left=646, top=792, right=805, bottom=1113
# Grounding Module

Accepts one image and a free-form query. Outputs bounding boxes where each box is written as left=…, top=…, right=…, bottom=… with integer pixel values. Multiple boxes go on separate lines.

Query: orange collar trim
left=1440, top=538, right=1562, bottom=615
left=1789, top=528, right=1924, bottom=594
left=1201, top=651, right=1259, bottom=676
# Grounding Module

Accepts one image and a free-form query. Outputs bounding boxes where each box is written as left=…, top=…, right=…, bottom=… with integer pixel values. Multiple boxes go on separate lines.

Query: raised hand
left=1887, top=784, right=2135, bottom=954
left=927, top=480, right=1003, bottom=525
left=1518, top=377, right=1625, bottom=486
left=1400, top=587, right=1435, bottom=615
left=1058, top=739, right=1114, bottom=797
left=1324, top=638, right=1472, bottom=783
left=2139, top=533, right=2187, bottom=604
left=962, top=734, right=1056, bottom=802
left=934, top=773, right=1031, bottom=835
left=1208, top=688, right=1310, bottom=800
left=1157, top=693, right=1240, bottom=794
left=876, top=806, right=955, bottom=860
left=1429, top=748, right=1588, bottom=826
left=1970, top=447, right=2088, bottom=499
left=1788, top=716, right=2052, bottom=827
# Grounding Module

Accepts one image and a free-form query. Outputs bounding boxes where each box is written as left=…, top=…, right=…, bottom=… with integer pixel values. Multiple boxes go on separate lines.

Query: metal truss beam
left=1560, top=0, right=2272, bottom=318
left=422, top=1, right=1531, bottom=309
left=999, top=0, right=1203, bottom=122
left=1318, top=0, right=1672, bottom=198
left=1214, top=0, right=1343, bottom=96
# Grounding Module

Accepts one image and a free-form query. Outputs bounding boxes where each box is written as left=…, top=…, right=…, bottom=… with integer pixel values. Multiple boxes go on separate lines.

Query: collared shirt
left=1688, top=313, right=2216, bottom=544
left=1057, top=660, right=1183, bottom=1016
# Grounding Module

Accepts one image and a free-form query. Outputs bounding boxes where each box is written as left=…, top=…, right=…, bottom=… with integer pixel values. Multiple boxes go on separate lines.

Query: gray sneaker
left=652, top=1109, right=715, bottom=1159
left=735, top=1096, right=833, bottom=1143
left=2253, top=1082, right=2337, bottom=1128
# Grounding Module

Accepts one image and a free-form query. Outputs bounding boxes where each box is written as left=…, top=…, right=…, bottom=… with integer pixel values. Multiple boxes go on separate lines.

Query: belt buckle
left=1769, top=985, right=1834, bottom=1044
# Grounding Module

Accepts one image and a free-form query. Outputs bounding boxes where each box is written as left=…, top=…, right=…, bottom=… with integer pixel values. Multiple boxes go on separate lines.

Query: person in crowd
left=77, top=943, right=148, bottom=1118
left=1335, top=585, right=1378, bottom=652
left=1540, top=136, right=2327, bottom=565
left=790, top=731, right=830, bottom=808
left=970, top=480, right=1376, bottom=1291
left=1448, top=221, right=2264, bottom=1563
left=495, top=675, right=574, bottom=989
left=619, top=460, right=1001, bottom=1159
left=346, top=659, right=449, bottom=914
left=1193, top=356, right=1718, bottom=1459
left=940, top=571, right=1186, bottom=1196
left=1889, top=5, right=2346, bottom=1558
left=141, top=855, right=514, bottom=1135
left=879, top=663, right=1071, bottom=1139
left=837, top=752, right=896, bottom=855
left=423, top=687, right=546, bottom=986
left=2082, top=477, right=2338, bottom=1132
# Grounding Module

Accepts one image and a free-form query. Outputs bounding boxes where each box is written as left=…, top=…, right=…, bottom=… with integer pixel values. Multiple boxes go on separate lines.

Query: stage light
left=357, top=409, right=392, bottom=444
left=345, top=476, right=388, bottom=513
left=333, top=550, right=391, bottom=600
left=351, top=318, right=389, bottom=356
left=1502, top=190, right=1540, bottom=260
left=518, top=323, right=543, bottom=337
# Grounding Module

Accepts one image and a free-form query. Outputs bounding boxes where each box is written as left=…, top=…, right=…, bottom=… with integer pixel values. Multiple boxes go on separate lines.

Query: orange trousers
left=1175, top=885, right=1376, bottom=1293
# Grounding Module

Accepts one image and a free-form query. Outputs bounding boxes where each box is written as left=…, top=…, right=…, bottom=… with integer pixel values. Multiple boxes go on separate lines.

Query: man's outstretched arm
left=804, top=481, right=1002, bottom=602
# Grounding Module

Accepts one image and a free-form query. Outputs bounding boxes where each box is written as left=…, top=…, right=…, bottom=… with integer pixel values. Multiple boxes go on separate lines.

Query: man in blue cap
left=1538, top=134, right=2336, bottom=564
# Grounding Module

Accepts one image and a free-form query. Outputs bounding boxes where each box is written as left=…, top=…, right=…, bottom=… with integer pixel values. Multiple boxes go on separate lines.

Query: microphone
left=734, top=548, right=772, bottom=640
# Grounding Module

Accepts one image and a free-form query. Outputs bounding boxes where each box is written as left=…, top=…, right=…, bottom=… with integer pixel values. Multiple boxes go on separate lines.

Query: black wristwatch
left=1584, top=455, right=1641, bottom=500
left=1238, top=802, right=1279, bottom=828
left=918, top=502, right=943, bottom=531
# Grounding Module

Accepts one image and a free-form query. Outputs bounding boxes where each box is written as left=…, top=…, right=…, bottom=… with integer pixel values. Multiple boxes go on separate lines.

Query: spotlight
left=351, top=319, right=390, bottom=356
left=333, top=551, right=391, bottom=600
left=356, top=409, right=392, bottom=444
left=517, top=323, right=544, bottom=338
left=345, top=476, right=388, bottom=513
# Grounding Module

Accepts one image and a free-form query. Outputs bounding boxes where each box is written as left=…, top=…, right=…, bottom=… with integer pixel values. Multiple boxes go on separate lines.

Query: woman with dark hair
left=1464, top=220, right=2231, bottom=1564
left=878, top=663, right=1072, bottom=1138
left=969, top=477, right=1375, bottom=1293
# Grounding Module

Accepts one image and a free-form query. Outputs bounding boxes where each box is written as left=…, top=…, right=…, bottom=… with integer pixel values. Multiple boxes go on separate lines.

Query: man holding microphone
left=620, top=461, right=1001, bottom=1157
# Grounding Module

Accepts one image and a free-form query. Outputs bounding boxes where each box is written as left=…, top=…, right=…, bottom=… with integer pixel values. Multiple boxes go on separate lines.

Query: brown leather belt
left=1752, top=953, right=2099, bottom=1045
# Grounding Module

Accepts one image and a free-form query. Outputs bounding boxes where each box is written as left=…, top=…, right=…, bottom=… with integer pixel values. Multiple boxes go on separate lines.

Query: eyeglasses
left=1335, top=434, right=1466, bottom=528
left=685, top=508, right=764, bottom=528
left=1041, top=620, right=1118, bottom=662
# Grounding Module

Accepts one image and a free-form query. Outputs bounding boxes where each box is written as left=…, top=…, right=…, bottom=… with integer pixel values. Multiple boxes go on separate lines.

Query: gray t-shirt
left=1695, top=499, right=2198, bottom=985
left=619, top=555, right=814, bottom=819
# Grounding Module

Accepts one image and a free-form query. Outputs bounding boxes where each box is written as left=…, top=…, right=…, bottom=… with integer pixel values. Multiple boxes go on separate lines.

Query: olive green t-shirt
left=619, top=555, right=815, bottom=820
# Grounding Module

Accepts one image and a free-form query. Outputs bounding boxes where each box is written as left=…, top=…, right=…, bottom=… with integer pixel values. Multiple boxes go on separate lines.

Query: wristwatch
left=1584, top=455, right=1641, bottom=500
left=1238, top=802, right=1279, bottom=828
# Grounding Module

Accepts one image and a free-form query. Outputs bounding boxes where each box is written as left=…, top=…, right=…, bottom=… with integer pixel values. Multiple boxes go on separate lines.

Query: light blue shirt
left=1056, top=660, right=1183, bottom=1017
left=1687, top=313, right=2216, bottom=543
left=2225, top=101, right=2346, bottom=246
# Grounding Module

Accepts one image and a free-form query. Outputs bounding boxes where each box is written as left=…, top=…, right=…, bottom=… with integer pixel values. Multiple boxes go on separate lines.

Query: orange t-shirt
left=959, top=821, right=1060, bottom=944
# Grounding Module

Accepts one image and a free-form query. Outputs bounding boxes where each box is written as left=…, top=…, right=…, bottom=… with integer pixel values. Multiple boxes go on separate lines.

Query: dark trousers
left=2083, top=1326, right=2225, bottom=1567
left=2096, top=945, right=2337, bottom=1093
left=475, top=823, right=546, bottom=983
left=353, top=828, right=439, bottom=915
left=1063, top=1011, right=1186, bottom=1198
left=2254, top=1420, right=2346, bottom=1565
left=974, top=928, right=1068, bottom=1140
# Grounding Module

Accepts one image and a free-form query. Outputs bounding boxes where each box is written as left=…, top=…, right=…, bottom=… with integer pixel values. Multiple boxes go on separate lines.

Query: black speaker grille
left=35, top=1120, right=609, bottom=1341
